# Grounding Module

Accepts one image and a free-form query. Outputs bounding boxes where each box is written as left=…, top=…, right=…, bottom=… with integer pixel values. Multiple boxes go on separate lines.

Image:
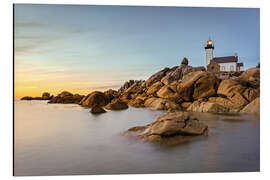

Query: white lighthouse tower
left=205, top=39, right=214, bottom=66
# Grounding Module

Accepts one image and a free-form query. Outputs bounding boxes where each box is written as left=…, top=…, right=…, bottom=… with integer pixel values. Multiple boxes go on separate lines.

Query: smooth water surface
left=14, top=100, right=259, bottom=176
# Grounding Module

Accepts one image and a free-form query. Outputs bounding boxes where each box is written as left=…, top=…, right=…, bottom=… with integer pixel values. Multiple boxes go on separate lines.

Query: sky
left=14, top=4, right=260, bottom=99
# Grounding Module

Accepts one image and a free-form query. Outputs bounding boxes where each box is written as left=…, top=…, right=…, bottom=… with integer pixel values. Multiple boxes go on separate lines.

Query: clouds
left=14, top=4, right=260, bottom=99
left=15, top=22, right=46, bottom=28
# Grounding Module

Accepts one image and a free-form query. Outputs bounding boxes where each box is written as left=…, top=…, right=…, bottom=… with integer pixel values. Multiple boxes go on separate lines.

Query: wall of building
left=219, top=62, right=237, bottom=71
left=205, top=48, right=213, bottom=66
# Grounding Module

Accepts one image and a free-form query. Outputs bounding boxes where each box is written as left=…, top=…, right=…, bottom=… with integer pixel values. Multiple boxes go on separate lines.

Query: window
left=230, top=65, right=234, bottom=71
left=221, top=66, right=225, bottom=71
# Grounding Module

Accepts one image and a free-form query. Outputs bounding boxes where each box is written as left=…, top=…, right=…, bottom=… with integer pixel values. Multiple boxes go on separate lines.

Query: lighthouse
left=204, top=38, right=244, bottom=72
left=205, top=39, right=214, bottom=66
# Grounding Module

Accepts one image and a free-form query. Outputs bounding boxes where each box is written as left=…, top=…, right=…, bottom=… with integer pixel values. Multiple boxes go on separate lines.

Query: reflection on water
left=14, top=100, right=259, bottom=176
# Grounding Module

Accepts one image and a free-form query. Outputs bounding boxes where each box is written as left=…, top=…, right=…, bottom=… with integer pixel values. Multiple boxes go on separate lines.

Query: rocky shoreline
left=20, top=58, right=260, bottom=144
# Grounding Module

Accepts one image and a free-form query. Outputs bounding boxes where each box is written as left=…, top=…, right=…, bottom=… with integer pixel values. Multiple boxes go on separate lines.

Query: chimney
left=234, top=53, right=238, bottom=57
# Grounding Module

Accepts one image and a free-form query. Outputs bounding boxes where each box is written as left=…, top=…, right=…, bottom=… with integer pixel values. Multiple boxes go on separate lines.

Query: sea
left=14, top=100, right=260, bottom=176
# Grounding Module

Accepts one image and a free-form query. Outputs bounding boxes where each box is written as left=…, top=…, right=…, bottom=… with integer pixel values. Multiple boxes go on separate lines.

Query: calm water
left=14, top=100, right=260, bottom=176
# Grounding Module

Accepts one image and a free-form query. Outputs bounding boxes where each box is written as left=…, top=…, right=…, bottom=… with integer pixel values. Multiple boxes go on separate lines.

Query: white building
left=205, top=39, right=244, bottom=72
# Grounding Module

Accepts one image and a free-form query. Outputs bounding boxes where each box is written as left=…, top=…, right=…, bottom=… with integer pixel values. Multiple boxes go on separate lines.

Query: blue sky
left=14, top=4, right=260, bottom=98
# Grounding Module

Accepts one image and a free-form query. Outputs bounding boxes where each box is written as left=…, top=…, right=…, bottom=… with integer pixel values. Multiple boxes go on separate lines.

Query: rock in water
left=48, top=91, right=83, bottom=104
left=21, top=96, right=33, bottom=100
left=125, top=111, right=208, bottom=145
left=104, top=89, right=119, bottom=101
left=240, top=97, right=260, bottom=114
left=105, top=98, right=128, bottom=110
left=80, top=91, right=109, bottom=108
left=90, top=105, right=106, bottom=114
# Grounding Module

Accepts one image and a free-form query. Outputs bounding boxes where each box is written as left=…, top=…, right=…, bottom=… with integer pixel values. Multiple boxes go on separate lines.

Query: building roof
left=213, top=56, right=238, bottom=63
left=237, top=62, right=244, bottom=67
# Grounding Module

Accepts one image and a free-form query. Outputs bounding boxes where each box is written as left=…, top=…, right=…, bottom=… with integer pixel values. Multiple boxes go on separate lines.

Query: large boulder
left=181, top=57, right=189, bottom=65
left=135, top=94, right=148, bottom=102
left=146, top=81, right=164, bottom=95
left=128, top=98, right=145, bottom=108
left=41, top=92, right=51, bottom=100
left=177, top=71, right=219, bottom=101
left=90, top=105, right=106, bottom=114
left=80, top=91, right=109, bottom=108
left=240, top=97, right=260, bottom=114
left=59, top=91, right=73, bottom=98
left=118, top=80, right=135, bottom=94
left=180, top=102, right=192, bottom=110
left=125, top=111, right=208, bottom=145
left=125, top=80, right=144, bottom=94
left=144, top=97, right=181, bottom=110
left=104, top=89, right=119, bottom=101
left=145, top=67, right=170, bottom=88
left=156, top=84, right=181, bottom=102
left=105, top=98, right=128, bottom=110
left=208, top=97, right=236, bottom=112
left=217, top=79, right=259, bottom=110
left=187, top=100, right=229, bottom=113
left=119, top=92, right=132, bottom=102
left=48, top=93, right=83, bottom=104
left=239, top=67, right=260, bottom=82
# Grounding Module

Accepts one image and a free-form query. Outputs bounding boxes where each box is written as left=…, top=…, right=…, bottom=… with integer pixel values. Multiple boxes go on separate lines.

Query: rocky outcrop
left=59, top=91, right=73, bottom=98
left=105, top=98, right=128, bottom=110
left=181, top=57, right=189, bottom=65
left=239, top=67, right=260, bottom=82
left=128, top=98, right=145, bottom=108
left=125, top=80, right=144, bottom=94
left=180, top=102, right=192, bottom=110
left=90, top=105, right=106, bottom=114
left=21, top=96, right=42, bottom=100
left=145, top=67, right=170, bottom=88
left=240, top=97, right=260, bottom=114
left=177, top=71, right=219, bottom=101
left=144, top=97, right=181, bottom=110
left=49, top=91, right=83, bottom=104
left=187, top=100, right=229, bottom=113
left=79, top=91, right=109, bottom=107
left=41, top=92, right=51, bottom=100
left=118, top=80, right=135, bottom=94
left=21, top=92, right=52, bottom=100
left=27, top=61, right=260, bottom=116
left=208, top=97, right=235, bottom=112
left=156, top=84, right=180, bottom=101
left=217, top=79, right=259, bottom=111
left=104, top=89, right=119, bottom=101
left=161, top=64, right=205, bottom=86
left=146, top=81, right=164, bottom=95
left=125, top=111, right=208, bottom=145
